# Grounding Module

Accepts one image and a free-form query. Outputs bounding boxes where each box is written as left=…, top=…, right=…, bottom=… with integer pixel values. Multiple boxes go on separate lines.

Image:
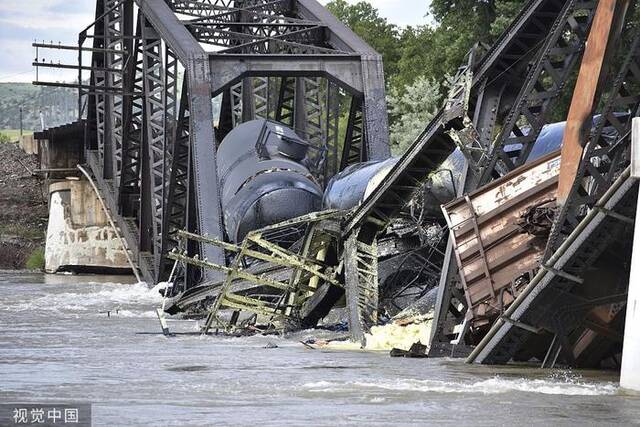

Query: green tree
left=387, top=76, right=441, bottom=155
left=491, top=0, right=526, bottom=37
left=326, top=0, right=511, bottom=95
left=326, top=0, right=532, bottom=141
left=393, top=26, right=437, bottom=91
left=426, top=0, right=497, bottom=82
left=326, top=0, right=402, bottom=84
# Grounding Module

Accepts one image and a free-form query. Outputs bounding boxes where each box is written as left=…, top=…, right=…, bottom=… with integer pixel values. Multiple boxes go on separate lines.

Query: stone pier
left=45, top=178, right=131, bottom=274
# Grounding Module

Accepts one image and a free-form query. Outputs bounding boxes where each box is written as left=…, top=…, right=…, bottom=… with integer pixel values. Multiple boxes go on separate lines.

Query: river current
left=1, top=271, right=639, bottom=426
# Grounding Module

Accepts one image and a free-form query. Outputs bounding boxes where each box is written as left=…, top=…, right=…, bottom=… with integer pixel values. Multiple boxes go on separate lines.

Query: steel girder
left=449, top=0, right=639, bottom=364
left=119, top=15, right=144, bottom=218
left=94, top=70, right=109, bottom=178
left=81, top=0, right=225, bottom=285
left=105, top=0, right=125, bottom=185
left=331, top=0, right=603, bottom=346
left=55, top=2, right=390, bottom=327
left=469, top=170, right=637, bottom=365
left=141, top=20, right=167, bottom=271
left=170, top=0, right=292, bottom=21
left=165, top=47, right=179, bottom=161
left=324, top=81, right=341, bottom=183
left=166, top=210, right=344, bottom=332
left=477, top=0, right=598, bottom=184
left=170, top=0, right=389, bottom=165
left=544, top=29, right=640, bottom=261
left=275, top=76, right=295, bottom=126
left=159, top=79, right=193, bottom=287
left=138, top=24, right=179, bottom=275
left=200, top=0, right=390, bottom=163
left=430, top=0, right=600, bottom=351
left=135, top=0, right=225, bottom=285
left=340, top=97, right=365, bottom=168
left=229, top=81, right=243, bottom=126
left=344, top=231, right=379, bottom=344
left=223, top=74, right=342, bottom=179
left=178, top=0, right=389, bottom=180
left=80, top=0, right=389, bottom=289
left=343, top=0, right=577, bottom=243
left=466, top=25, right=640, bottom=366
left=253, top=76, right=269, bottom=119
left=297, top=77, right=324, bottom=175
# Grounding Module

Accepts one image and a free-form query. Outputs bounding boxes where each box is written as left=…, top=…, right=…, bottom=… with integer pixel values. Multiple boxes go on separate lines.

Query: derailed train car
left=216, top=120, right=323, bottom=244
left=166, top=114, right=579, bottom=331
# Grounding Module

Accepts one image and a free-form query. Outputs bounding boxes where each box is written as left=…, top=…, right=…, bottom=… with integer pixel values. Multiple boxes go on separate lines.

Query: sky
left=0, top=0, right=430, bottom=83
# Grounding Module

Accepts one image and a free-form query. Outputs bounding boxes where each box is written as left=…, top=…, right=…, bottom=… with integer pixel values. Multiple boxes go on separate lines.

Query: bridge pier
left=621, top=118, right=640, bottom=393
left=45, top=179, right=131, bottom=275
left=33, top=123, right=133, bottom=276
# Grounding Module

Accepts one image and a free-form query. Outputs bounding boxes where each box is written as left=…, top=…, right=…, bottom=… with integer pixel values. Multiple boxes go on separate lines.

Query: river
left=1, top=271, right=639, bottom=426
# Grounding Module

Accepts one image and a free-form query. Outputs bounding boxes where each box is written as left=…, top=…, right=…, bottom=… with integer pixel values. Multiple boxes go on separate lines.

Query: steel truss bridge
left=36, top=0, right=391, bottom=287
left=35, top=0, right=640, bottom=367
left=340, top=0, right=640, bottom=364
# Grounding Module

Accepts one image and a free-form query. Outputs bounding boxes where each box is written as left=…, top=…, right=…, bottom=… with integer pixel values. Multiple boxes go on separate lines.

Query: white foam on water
left=301, top=376, right=618, bottom=396
left=325, top=317, right=433, bottom=351
left=151, top=281, right=173, bottom=293
left=8, top=281, right=162, bottom=318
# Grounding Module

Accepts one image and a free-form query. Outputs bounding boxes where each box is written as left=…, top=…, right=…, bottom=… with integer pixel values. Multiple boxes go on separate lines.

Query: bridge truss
left=338, top=0, right=640, bottom=365
left=35, top=0, right=391, bottom=288
left=33, top=0, right=640, bottom=366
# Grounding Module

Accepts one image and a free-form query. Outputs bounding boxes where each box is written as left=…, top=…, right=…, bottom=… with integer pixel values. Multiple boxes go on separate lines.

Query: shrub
left=25, top=247, right=45, bottom=270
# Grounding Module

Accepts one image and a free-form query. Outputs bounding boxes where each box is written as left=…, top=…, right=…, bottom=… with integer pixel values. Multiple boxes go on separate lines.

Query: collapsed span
left=323, top=121, right=571, bottom=215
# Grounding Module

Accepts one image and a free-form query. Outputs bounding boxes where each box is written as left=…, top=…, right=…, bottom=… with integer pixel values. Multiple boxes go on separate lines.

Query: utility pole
left=19, top=106, right=23, bottom=139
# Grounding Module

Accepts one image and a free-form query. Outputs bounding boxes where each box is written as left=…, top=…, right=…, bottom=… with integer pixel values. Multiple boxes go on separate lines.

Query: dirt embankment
left=0, top=142, right=48, bottom=269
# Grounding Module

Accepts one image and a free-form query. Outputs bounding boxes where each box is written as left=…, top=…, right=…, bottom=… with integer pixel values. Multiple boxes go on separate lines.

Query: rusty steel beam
left=557, top=0, right=630, bottom=204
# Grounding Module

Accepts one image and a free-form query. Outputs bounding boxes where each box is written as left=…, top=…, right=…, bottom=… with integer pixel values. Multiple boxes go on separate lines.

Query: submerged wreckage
left=33, top=0, right=640, bottom=373
left=163, top=116, right=564, bottom=336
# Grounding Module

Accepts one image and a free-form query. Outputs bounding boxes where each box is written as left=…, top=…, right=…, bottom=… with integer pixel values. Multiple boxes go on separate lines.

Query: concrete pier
left=45, top=179, right=131, bottom=274
left=622, top=119, right=640, bottom=392
left=621, top=191, right=640, bottom=393
left=18, top=134, right=39, bottom=155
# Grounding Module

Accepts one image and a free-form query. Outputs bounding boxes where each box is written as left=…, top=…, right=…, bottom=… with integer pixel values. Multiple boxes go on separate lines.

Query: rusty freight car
left=442, top=151, right=561, bottom=332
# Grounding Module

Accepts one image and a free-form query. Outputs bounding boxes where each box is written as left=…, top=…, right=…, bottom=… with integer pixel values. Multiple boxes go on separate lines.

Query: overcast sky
left=0, top=0, right=430, bottom=83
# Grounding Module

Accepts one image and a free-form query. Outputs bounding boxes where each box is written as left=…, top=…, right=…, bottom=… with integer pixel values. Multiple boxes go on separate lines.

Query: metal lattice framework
left=468, top=26, right=640, bottom=366
left=344, top=231, right=379, bottom=344
left=544, top=31, right=640, bottom=260
left=430, top=0, right=639, bottom=365
left=333, top=0, right=597, bottom=345
left=66, top=0, right=391, bottom=287
left=477, top=0, right=598, bottom=183
left=36, top=0, right=640, bottom=359
left=332, top=0, right=636, bottom=353
left=166, top=210, right=344, bottom=333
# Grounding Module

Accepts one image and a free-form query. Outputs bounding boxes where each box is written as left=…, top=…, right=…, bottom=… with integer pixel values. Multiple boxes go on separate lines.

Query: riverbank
left=0, top=141, right=48, bottom=269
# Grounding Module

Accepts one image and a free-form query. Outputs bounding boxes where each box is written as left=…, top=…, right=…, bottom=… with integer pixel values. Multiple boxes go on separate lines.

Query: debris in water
left=390, top=341, right=428, bottom=358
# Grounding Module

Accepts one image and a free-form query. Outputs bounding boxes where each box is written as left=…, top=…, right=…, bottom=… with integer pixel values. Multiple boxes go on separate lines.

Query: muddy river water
left=1, top=272, right=639, bottom=426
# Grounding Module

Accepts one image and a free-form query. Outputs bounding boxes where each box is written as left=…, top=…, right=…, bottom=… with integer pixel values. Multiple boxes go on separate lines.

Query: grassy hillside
left=0, top=83, right=77, bottom=132
left=0, top=129, right=33, bottom=142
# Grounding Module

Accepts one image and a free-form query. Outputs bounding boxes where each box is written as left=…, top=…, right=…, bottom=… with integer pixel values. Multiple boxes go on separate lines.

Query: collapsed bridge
left=35, top=0, right=640, bottom=371
left=35, top=0, right=391, bottom=285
